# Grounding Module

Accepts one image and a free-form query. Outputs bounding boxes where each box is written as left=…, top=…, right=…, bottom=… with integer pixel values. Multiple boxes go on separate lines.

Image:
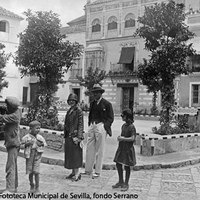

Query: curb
left=1, top=146, right=200, bottom=171
left=139, top=132, right=200, bottom=156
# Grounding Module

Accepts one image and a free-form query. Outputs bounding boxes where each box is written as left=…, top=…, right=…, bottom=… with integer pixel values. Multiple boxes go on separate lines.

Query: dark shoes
left=121, top=184, right=129, bottom=192
left=72, top=174, right=81, bottom=182
left=112, top=182, right=124, bottom=189
left=112, top=183, right=129, bottom=191
left=66, top=173, right=75, bottom=179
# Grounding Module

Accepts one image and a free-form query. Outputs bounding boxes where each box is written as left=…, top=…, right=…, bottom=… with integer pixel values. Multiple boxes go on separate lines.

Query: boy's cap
left=5, top=96, right=20, bottom=109
left=29, top=120, right=41, bottom=127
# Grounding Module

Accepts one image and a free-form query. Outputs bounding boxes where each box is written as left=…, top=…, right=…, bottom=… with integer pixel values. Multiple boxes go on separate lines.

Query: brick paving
left=1, top=151, right=200, bottom=200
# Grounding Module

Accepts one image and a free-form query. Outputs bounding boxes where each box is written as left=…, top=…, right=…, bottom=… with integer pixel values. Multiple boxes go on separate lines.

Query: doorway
left=72, top=88, right=80, bottom=102
left=122, top=87, right=134, bottom=111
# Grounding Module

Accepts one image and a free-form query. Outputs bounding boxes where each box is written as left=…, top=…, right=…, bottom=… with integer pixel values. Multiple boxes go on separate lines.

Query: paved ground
left=1, top=150, right=200, bottom=200
left=1, top=117, right=200, bottom=199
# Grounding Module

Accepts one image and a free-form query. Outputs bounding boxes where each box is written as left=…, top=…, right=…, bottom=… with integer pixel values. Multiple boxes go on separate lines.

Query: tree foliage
left=136, top=0, right=195, bottom=129
left=0, top=43, right=9, bottom=93
left=77, top=67, right=106, bottom=98
left=15, top=10, right=82, bottom=107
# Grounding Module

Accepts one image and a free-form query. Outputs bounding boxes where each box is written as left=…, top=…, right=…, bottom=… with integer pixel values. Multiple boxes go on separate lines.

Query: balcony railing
left=108, top=63, right=138, bottom=85
left=109, top=63, right=137, bottom=77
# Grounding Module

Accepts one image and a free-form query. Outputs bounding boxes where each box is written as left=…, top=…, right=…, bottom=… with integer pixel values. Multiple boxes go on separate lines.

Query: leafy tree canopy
left=136, top=0, right=193, bottom=51
left=136, top=0, right=195, bottom=126
left=15, top=10, right=82, bottom=126
left=15, top=10, right=82, bottom=101
left=77, top=67, right=106, bottom=97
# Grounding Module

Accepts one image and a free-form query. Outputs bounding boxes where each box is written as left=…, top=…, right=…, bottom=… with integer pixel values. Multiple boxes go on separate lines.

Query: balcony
left=108, top=63, right=138, bottom=84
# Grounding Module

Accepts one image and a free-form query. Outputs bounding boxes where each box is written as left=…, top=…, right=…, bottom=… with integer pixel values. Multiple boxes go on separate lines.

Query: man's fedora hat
left=91, top=84, right=105, bottom=93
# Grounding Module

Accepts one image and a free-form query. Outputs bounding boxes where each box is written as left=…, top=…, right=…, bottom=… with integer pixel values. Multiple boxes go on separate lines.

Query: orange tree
left=15, top=10, right=82, bottom=125
left=136, top=1, right=194, bottom=133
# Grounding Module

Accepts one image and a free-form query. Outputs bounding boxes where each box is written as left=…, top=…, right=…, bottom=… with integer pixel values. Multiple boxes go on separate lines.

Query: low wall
left=20, top=125, right=64, bottom=152
left=140, top=132, right=200, bottom=156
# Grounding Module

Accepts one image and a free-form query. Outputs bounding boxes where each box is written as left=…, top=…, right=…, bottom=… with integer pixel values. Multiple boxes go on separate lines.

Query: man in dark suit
left=83, top=84, right=114, bottom=178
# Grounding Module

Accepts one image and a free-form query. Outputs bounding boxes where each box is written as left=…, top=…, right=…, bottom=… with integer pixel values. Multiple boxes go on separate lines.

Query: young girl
left=21, top=120, right=47, bottom=193
left=112, top=109, right=136, bottom=192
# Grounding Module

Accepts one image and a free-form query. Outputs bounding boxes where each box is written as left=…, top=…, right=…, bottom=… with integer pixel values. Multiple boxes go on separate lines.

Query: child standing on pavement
left=21, top=120, right=47, bottom=193
left=112, top=109, right=136, bottom=192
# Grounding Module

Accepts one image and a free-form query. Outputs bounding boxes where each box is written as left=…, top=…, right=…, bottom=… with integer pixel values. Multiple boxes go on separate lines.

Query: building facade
left=0, top=6, right=30, bottom=104
left=84, top=0, right=162, bottom=114
left=2, top=0, right=200, bottom=112
left=59, top=15, right=86, bottom=103
left=177, top=3, right=200, bottom=108
left=83, top=0, right=200, bottom=114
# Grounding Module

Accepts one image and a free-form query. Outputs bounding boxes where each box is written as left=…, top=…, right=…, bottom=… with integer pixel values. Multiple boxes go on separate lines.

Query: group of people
left=0, top=84, right=137, bottom=194
left=64, top=84, right=137, bottom=192
left=0, top=96, right=47, bottom=194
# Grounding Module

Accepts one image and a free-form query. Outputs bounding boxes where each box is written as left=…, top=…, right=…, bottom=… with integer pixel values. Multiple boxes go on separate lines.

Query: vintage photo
left=0, top=0, right=200, bottom=199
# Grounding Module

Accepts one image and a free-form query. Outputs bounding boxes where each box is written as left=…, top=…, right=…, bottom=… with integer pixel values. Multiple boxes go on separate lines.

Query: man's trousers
left=85, top=123, right=106, bottom=174
left=6, top=147, right=18, bottom=192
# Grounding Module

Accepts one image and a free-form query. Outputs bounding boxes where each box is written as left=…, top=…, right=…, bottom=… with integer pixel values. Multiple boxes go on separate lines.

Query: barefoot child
left=112, top=109, right=136, bottom=192
left=21, top=120, right=47, bottom=193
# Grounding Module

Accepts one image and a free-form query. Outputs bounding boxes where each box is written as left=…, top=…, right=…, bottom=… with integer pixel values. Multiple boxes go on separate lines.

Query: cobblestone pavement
left=0, top=151, right=200, bottom=200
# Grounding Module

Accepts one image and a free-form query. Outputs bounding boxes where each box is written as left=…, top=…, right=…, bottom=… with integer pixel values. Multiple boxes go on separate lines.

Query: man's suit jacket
left=88, top=98, right=114, bottom=136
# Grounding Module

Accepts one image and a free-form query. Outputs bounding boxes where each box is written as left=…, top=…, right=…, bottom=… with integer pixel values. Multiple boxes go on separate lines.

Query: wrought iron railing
left=108, top=63, right=138, bottom=85
left=108, top=63, right=137, bottom=77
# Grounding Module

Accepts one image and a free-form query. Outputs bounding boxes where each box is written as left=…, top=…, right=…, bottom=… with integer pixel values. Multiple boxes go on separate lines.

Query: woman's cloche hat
left=90, top=84, right=105, bottom=93
left=67, top=93, right=78, bottom=103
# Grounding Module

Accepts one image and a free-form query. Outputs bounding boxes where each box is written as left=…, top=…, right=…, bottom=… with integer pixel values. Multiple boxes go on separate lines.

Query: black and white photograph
left=0, top=0, right=200, bottom=199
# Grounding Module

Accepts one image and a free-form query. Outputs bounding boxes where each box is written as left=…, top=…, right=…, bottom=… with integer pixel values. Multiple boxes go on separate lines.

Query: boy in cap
left=21, top=120, right=47, bottom=193
left=0, top=96, right=21, bottom=194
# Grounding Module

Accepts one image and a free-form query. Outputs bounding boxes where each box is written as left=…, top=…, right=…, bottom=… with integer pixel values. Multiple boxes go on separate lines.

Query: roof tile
left=0, top=6, right=23, bottom=20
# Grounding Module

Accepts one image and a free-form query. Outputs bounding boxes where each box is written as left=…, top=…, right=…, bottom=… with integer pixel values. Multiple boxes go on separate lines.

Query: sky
left=1, top=0, right=86, bottom=28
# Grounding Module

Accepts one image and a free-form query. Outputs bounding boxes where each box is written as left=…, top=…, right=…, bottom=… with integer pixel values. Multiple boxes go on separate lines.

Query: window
left=0, top=21, right=6, bottom=32
left=118, top=47, right=135, bottom=71
left=192, top=85, right=199, bottom=104
left=191, top=55, right=200, bottom=72
left=189, top=83, right=200, bottom=107
left=22, top=87, right=28, bottom=105
left=108, top=16, right=117, bottom=30
left=70, top=57, right=82, bottom=79
left=85, top=51, right=104, bottom=70
left=92, top=19, right=101, bottom=32
left=125, top=14, right=135, bottom=28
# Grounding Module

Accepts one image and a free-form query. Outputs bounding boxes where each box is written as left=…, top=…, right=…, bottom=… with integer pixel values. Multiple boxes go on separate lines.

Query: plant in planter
left=136, top=0, right=195, bottom=134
